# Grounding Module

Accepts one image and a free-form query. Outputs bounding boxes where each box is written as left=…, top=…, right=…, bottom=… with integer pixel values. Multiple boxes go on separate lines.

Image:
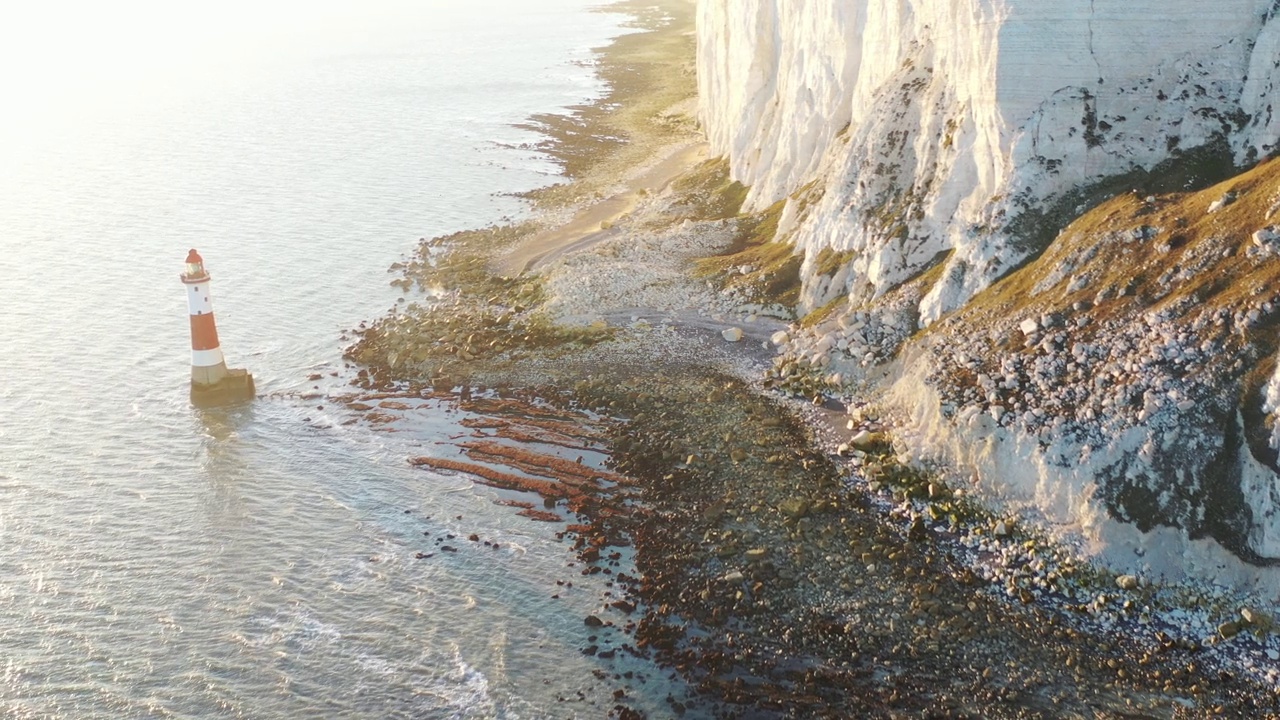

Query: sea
left=0, top=2, right=683, bottom=717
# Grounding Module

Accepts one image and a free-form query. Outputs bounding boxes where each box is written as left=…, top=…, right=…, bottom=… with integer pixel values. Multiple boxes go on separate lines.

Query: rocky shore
left=340, top=0, right=1280, bottom=716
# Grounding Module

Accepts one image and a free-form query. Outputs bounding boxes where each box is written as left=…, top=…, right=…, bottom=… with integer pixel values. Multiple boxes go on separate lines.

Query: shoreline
left=342, top=1, right=1280, bottom=716
left=495, top=139, right=708, bottom=276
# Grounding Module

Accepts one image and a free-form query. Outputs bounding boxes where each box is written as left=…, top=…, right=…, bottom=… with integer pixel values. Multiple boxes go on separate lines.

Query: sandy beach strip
left=495, top=140, right=707, bottom=276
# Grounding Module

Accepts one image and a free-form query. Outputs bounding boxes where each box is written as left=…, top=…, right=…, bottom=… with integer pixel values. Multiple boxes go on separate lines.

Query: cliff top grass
left=942, top=155, right=1280, bottom=358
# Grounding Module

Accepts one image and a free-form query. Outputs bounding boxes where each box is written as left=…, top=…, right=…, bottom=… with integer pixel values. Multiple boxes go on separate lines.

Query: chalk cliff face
left=697, top=1, right=1280, bottom=578
left=698, top=0, right=1280, bottom=323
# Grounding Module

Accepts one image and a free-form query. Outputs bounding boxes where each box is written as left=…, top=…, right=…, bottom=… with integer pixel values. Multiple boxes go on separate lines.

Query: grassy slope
left=945, top=157, right=1280, bottom=362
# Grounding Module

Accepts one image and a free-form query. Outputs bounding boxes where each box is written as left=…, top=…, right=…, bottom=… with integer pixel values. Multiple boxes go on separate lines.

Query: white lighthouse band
left=191, top=347, right=226, bottom=368
left=186, top=280, right=215, bottom=317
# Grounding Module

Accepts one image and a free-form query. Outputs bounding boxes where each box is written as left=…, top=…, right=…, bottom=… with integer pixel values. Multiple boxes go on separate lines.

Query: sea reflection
left=193, top=401, right=255, bottom=446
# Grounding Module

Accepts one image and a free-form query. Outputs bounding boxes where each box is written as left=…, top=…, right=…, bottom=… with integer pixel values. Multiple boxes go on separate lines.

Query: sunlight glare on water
left=0, top=2, right=675, bottom=716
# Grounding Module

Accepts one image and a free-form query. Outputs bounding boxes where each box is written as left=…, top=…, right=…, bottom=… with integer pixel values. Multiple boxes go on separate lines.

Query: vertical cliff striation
left=698, top=1, right=1280, bottom=579
left=698, top=0, right=1280, bottom=323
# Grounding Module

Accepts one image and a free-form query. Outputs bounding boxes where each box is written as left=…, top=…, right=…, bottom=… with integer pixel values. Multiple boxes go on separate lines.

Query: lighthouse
left=181, top=249, right=254, bottom=406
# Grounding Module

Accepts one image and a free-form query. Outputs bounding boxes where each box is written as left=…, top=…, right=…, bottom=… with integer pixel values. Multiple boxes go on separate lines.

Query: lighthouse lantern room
left=180, top=249, right=254, bottom=406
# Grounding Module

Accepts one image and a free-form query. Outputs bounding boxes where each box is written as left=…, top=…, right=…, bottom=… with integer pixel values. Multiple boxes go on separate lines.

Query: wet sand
left=495, top=141, right=708, bottom=276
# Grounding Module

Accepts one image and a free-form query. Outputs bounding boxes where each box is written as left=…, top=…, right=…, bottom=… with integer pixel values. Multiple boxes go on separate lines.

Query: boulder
left=1208, top=190, right=1238, bottom=213
left=908, top=516, right=929, bottom=542
left=850, top=430, right=884, bottom=451
left=1267, top=199, right=1280, bottom=220
left=778, top=497, right=810, bottom=519
left=1241, top=606, right=1274, bottom=631
left=721, top=327, right=745, bottom=342
left=1252, top=226, right=1280, bottom=249
left=1131, top=225, right=1158, bottom=241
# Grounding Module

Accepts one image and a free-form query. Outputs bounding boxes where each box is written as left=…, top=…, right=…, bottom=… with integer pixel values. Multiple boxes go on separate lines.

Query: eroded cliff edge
left=697, top=0, right=1280, bottom=580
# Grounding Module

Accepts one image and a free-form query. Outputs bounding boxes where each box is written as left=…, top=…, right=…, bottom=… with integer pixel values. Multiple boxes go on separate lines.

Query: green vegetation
left=812, top=247, right=855, bottom=278
left=692, top=198, right=802, bottom=307
left=668, top=157, right=749, bottom=220
left=800, top=293, right=846, bottom=329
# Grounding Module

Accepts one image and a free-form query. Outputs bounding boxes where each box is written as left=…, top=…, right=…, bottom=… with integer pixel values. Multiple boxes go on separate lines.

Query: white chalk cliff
left=697, top=0, right=1280, bottom=578
left=698, top=0, right=1280, bottom=323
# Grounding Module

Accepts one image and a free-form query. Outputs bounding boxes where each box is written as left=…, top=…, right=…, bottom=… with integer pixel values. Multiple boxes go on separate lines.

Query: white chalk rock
left=721, top=327, right=745, bottom=342
left=1252, top=226, right=1280, bottom=247
left=1019, top=318, right=1040, bottom=336
left=1208, top=191, right=1237, bottom=214
left=850, top=430, right=880, bottom=450
left=770, top=329, right=791, bottom=346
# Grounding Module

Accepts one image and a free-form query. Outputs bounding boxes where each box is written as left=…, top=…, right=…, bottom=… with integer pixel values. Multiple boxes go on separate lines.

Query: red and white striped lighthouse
left=181, top=249, right=227, bottom=385
left=181, top=249, right=254, bottom=405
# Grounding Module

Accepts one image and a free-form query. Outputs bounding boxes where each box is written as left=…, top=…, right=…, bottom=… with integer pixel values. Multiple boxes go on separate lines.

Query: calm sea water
left=0, top=3, right=679, bottom=717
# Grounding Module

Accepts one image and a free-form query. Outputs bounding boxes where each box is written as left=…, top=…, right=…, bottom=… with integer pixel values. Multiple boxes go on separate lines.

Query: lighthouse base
left=191, top=368, right=256, bottom=408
